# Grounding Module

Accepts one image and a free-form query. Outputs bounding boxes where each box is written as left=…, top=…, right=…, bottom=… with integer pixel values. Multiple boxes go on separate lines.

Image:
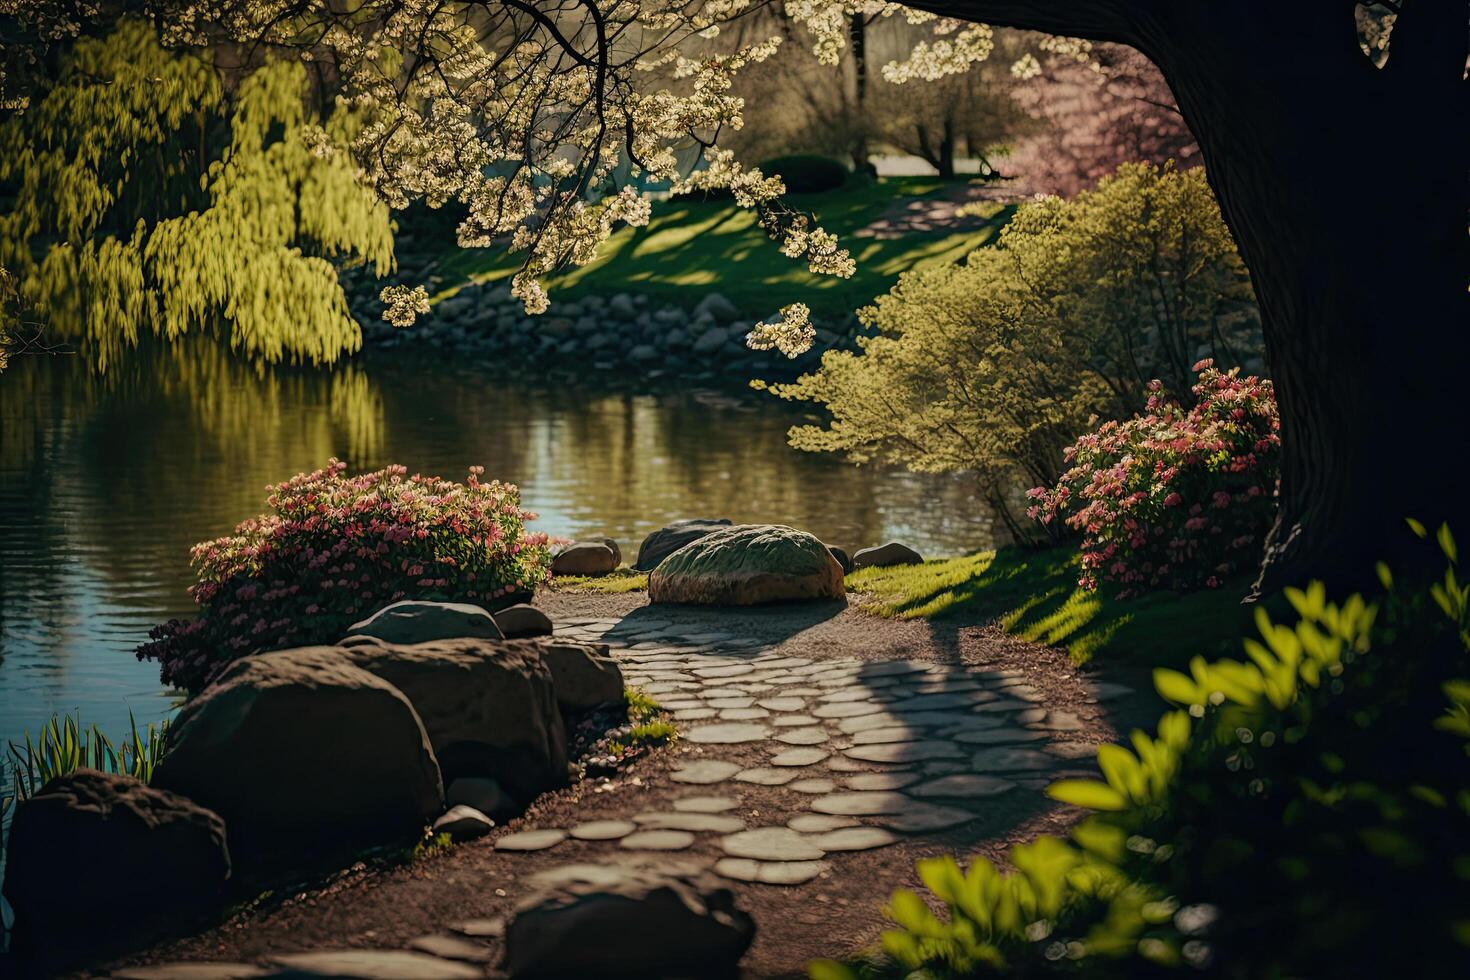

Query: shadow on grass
left=848, top=545, right=1283, bottom=668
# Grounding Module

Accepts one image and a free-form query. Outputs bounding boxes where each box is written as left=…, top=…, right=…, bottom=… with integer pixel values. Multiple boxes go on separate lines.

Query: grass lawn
left=550, top=568, right=650, bottom=594
left=848, top=545, right=1283, bottom=668
left=431, top=177, right=1012, bottom=318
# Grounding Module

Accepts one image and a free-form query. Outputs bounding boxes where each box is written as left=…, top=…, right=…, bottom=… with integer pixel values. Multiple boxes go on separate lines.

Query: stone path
left=108, top=609, right=1137, bottom=979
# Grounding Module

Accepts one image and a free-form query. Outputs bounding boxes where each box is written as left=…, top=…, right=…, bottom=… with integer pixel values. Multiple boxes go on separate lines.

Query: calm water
left=0, top=345, right=999, bottom=760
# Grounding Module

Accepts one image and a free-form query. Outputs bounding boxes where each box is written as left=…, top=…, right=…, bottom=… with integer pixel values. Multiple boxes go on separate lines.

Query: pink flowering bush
left=138, top=460, right=552, bottom=692
left=1028, top=362, right=1280, bottom=594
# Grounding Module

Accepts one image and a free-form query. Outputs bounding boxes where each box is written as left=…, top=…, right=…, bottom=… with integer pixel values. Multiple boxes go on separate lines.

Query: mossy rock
left=648, top=524, right=845, bottom=606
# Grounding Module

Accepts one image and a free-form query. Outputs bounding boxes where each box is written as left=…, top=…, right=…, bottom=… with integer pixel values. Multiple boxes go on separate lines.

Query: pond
left=0, top=345, right=1000, bottom=761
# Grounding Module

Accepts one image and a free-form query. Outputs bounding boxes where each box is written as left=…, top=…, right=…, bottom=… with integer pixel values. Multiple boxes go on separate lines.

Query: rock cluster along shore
left=350, top=278, right=865, bottom=381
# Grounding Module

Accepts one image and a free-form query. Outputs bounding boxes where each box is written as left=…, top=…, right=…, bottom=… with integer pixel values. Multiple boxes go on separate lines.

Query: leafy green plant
left=2, top=711, right=169, bottom=807
left=814, top=522, right=1468, bottom=979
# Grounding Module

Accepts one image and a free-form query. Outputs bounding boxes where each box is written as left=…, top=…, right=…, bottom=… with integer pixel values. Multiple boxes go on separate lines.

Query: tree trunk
left=918, top=0, right=1468, bottom=591
left=848, top=14, right=873, bottom=173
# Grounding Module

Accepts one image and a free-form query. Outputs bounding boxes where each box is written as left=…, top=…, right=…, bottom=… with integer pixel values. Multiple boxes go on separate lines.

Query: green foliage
left=553, top=568, right=650, bottom=594
left=815, top=525, right=1469, bottom=979
left=625, top=687, right=664, bottom=725
left=847, top=545, right=1260, bottom=666
left=2, top=712, right=170, bottom=810
left=0, top=20, right=394, bottom=370
left=759, top=164, right=1256, bottom=535
left=759, top=154, right=849, bottom=193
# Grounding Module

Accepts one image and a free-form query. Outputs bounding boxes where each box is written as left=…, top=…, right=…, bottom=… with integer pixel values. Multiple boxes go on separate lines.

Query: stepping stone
left=1007, top=684, right=1046, bottom=701
left=813, top=702, right=883, bottom=719
left=674, top=708, right=717, bottom=720
left=973, top=699, right=1034, bottom=713
left=1016, top=708, right=1048, bottom=724
left=495, top=829, right=567, bottom=852
left=694, top=664, right=756, bottom=678
left=686, top=723, right=769, bottom=744
left=827, top=756, right=900, bottom=772
left=1046, top=742, right=1099, bottom=760
left=770, top=748, right=828, bottom=767
left=671, top=760, right=741, bottom=784
left=953, top=727, right=1048, bottom=745
left=448, top=918, right=505, bottom=938
left=721, top=827, right=826, bottom=861
left=719, top=707, right=771, bottom=720
left=811, top=827, right=900, bottom=852
left=845, top=741, right=963, bottom=764
left=773, top=714, right=822, bottom=727
left=788, top=813, right=858, bottom=833
left=837, top=712, right=914, bottom=733
left=846, top=772, right=920, bottom=791
left=620, top=830, right=696, bottom=850
left=1033, top=710, right=1086, bottom=731
left=775, top=728, right=829, bottom=746
left=877, top=803, right=978, bottom=833
left=854, top=661, right=930, bottom=678
left=908, top=774, right=1015, bottom=799
left=851, top=726, right=925, bottom=746
left=111, top=966, right=269, bottom=979
left=634, top=812, right=746, bottom=833
left=887, top=693, right=988, bottom=713
left=407, top=934, right=495, bottom=963
left=672, top=795, right=737, bottom=813
left=810, top=791, right=910, bottom=816
left=735, top=767, right=798, bottom=786
left=785, top=687, right=822, bottom=697
left=708, top=696, right=757, bottom=709
left=756, top=697, right=807, bottom=712
left=569, top=820, right=637, bottom=841
left=701, top=687, right=749, bottom=699
left=818, top=688, right=878, bottom=703
left=788, top=777, right=837, bottom=794
left=923, top=760, right=968, bottom=775
left=971, top=748, right=1059, bottom=772
left=714, top=858, right=829, bottom=886
left=271, top=952, right=481, bottom=978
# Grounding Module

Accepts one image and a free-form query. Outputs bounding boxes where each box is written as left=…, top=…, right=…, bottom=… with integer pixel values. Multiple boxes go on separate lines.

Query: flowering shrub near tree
left=137, top=460, right=552, bottom=692
left=1029, top=362, right=1279, bottom=594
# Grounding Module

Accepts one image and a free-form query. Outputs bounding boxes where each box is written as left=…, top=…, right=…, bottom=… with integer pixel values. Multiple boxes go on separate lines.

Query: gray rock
left=852, top=542, right=925, bottom=569
left=551, top=541, right=619, bottom=576
left=608, top=293, right=637, bottom=319
left=694, top=292, right=741, bottom=324
left=534, top=637, right=625, bottom=711
left=338, top=638, right=567, bottom=803
left=433, top=804, right=495, bottom=842
left=344, top=600, right=503, bottom=645
left=692, top=326, right=730, bottom=355
left=505, top=862, right=754, bottom=977
left=633, top=518, right=734, bottom=570
left=445, top=777, right=517, bottom=821
left=629, top=344, right=659, bottom=363
left=827, top=545, right=854, bottom=574
left=493, top=603, right=554, bottom=639
left=152, top=648, right=442, bottom=861
left=2, top=770, right=231, bottom=963
left=648, top=524, right=845, bottom=606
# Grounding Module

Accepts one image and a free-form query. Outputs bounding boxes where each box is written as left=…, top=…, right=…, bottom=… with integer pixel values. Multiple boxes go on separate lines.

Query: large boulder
left=648, top=524, right=845, bottom=606
left=337, top=638, right=568, bottom=804
left=852, top=542, right=925, bottom=569
left=505, top=862, right=754, bottom=978
left=152, top=648, right=442, bottom=862
left=2, top=770, right=231, bottom=965
left=345, top=600, right=504, bottom=644
left=535, top=638, right=625, bottom=711
left=634, top=518, right=733, bottom=571
left=694, top=292, right=741, bottom=324
left=551, top=541, right=619, bottom=577
left=494, top=603, right=554, bottom=639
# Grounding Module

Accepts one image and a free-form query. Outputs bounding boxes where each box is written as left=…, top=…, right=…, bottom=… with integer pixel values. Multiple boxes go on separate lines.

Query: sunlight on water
left=0, top=345, right=999, bottom=754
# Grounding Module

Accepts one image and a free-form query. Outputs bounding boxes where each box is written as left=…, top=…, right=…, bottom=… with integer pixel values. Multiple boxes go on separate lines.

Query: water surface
left=0, top=346, right=998, bottom=757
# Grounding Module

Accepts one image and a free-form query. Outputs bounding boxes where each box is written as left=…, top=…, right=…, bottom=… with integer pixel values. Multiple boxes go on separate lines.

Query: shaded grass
left=552, top=567, right=649, bottom=593
left=432, top=177, right=1012, bottom=318
left=848, top=545, right=1281, bottom=667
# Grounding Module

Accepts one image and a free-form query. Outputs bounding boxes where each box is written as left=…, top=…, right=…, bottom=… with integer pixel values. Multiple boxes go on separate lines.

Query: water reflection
left=0, top=343, right=998, bottom=753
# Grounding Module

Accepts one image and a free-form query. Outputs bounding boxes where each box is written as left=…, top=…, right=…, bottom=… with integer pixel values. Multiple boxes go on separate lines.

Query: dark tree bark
left=911, top=0, right=1469, bottom=591
left=916, top=118, right=958, bottom=178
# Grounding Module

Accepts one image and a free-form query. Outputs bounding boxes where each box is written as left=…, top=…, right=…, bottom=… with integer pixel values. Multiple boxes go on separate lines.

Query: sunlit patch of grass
left=624, top=687, right=662, bottom=724
left=848, top=545, right=1275, bottom=666
left=551, top=567, right=648, bottom=593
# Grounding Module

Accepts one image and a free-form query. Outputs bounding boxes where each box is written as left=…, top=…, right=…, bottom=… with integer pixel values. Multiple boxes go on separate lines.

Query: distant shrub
left=137, top=460, right=552, bottom=692
left=759, top=154, right=848, bottom=193
left=814, top=524, right=1469, bottom=980
left=1029, top=362, right=1279, bottom=594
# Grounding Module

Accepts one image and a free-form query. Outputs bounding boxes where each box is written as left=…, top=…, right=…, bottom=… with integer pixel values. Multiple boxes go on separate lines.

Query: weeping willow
left=0, top=19, right=395, bottom=371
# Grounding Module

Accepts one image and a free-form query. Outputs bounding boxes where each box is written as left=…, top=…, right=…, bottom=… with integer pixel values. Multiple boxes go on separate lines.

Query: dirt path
left=100, top=593, right=1151, bottom=979
left=854, top=183, right=1030, bottom=240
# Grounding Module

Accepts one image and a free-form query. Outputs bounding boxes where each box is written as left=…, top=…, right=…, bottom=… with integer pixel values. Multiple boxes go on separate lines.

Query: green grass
left=553, top=568, right=649, bottom=593
left=848, top=545, right=1282, bottom=667
left=431, top=177, right=1012, bottom=318
left=624, top=686, right=662, bottom=724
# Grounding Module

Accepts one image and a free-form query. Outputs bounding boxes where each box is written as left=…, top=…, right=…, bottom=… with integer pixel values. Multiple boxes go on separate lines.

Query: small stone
left=721, top=827, right=826, bottom=861
left=810, top=791, right=910, bottom=816
left=672, top=795, right=737, bottom=813
left=845, top=772, right=920, bottom=791
left=756, top=697, right=807, bottom=712
left=850, top=726, right=925, bottom=746
left=772, top=714, right=822, bottom=727
left=788, top=778, right=837, bottom=794
left=813, top=702, right=883, bottom=719
left=633, top=812, right=746, bottom=833
left=844, top=741, right=963, bottom=764
left=495, top=829, right=567, bottom=852
left=719, top=707, right=771, bottom=720
left=432, top=805, right=494, bottom=842
left=686, top=723, right=769, bottom=744
left=811, top=827, right=899, bottom=852
left=907, top=775, right=1015, bottom=799
left=674, top=708, right=717, bottom=721
left=708, top=696, right=756, bottom=709
left=671, top=760, right=741, bottom=784
left=714, top=858, right=829, bottom=886
left=787, top=813, right=858, bottom=833
left=877, top=803, right=977, bottom=833
left=775, top=728, right=829, bottom=746
left=770, top=748, right=829, bottom=767
left=620, top=830, right=696, bottom=851
left=449, top=918, right=505, bottom=939
left=734, top=767, right=797, bottom=786
left=569, top=820, right=637, bottom=841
